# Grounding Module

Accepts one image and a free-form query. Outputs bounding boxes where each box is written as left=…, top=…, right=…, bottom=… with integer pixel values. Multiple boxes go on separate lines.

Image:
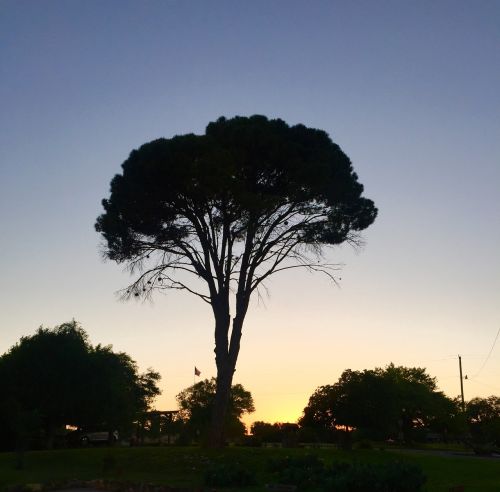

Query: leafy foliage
left=251, top=421, right=300, bottom=445
left=267, top=454, right=325, bottom=487
left=466, top=396, right=500, bottom=448
left=176, top=377, right=254, bottom=442
left=80, top=344, right=161, bottom=432
left=268, top=454, right=426, bottom=492
left=204, top=462, right=257, bottom=487
left=0, top=322, right=92, bottom=450
left=0, top=321, right=160, bottom=450
left=96, top=116, right=377, bottom=298
left=300, top=364, right=456, bottom=442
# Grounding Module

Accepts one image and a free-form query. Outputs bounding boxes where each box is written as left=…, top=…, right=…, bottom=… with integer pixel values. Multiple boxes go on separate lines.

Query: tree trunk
left=46, top=424, right=55, bottom=450
left=209, top=306, right=244, bottom=447
left=209, top=361, right=235, bottom=447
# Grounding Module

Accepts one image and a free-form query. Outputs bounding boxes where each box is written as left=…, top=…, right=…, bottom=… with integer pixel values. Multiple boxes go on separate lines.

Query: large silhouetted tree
left=0, top=321, right=160, bottom=450
left=300, top=364, right=456, bottom=442
left=96, top=115, right=377, bottom=446
left=466, top=396, right=500, bottom=446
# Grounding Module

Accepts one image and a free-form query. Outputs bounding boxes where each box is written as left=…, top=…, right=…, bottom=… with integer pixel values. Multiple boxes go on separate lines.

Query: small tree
left=176, top=378, right=254, bottom=442
left=96, top=115, right=377, bottom=446
left=251, top=421, right=300, bottom=446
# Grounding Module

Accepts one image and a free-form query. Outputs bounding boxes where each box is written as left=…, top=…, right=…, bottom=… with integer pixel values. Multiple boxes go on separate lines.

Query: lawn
left=0, top=446, right=498, bottom=492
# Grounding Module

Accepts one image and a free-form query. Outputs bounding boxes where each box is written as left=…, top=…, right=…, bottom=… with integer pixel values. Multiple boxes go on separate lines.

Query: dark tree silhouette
left=0, top=321, right=160, bottom=450
left=0, top=321, right=91, bottom=449
left=300, top=364, right=455, bottom=443
left=176, top=377, right=254, bottom=442
left=82, top=344, right=161, bottom=433
left=251, top=421, right=300, bottom=445
left=466, top=396, right=500, bottom=447
left=95, top=115, right=377, bottom=447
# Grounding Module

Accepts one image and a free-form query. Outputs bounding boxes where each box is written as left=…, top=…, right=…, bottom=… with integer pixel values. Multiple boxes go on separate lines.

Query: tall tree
left=96, top=115, right=377, bottom=446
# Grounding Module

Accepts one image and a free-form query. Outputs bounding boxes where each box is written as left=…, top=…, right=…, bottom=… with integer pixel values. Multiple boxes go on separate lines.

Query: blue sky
left=1, top=0, right=499, bottom=424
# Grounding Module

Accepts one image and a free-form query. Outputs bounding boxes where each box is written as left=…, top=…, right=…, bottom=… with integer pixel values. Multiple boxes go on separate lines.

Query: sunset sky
left=1, top=0, right=499, bottom=428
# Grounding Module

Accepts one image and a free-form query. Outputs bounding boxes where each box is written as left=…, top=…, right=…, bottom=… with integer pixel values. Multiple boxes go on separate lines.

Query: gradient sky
left=1, top=0, right=499, bottom=428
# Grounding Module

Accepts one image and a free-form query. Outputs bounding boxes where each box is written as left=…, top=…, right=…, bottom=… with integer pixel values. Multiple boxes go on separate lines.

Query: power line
left=467, top=378, right=500, bottom=393
left=469, top=326, right=500, bottom=378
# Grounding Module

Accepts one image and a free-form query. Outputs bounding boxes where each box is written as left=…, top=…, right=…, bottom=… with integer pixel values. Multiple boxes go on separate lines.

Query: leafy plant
left=268, top=454, right=325, bottom=489
left=268, top=455, right=426, bottom=491
left=204, top=462, right=256, bottom=487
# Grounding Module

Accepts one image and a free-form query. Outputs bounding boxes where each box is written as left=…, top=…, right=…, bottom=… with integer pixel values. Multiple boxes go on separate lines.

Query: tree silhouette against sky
left=96, top=115, right=377, bottom=447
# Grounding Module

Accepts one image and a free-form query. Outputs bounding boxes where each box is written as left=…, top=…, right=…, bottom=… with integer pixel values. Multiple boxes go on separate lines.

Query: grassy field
left=0, top=446, right=499, bottom=492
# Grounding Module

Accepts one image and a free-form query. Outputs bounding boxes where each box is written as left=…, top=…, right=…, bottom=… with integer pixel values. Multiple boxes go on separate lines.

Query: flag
left=194, top=366, right=201, bottom=376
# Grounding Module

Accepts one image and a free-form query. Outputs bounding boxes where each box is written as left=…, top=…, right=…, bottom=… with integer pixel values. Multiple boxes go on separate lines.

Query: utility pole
left=458, top=355, right=465, bottom=411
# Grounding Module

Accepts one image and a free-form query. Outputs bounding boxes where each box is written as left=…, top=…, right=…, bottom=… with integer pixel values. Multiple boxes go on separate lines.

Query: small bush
left=242, top=434, right=263, bottom=447
left=204, top=462, right=256, bottom=487
left=267, top=454, right=323, bottom=472
left=328, top=461, right=426, bottom=492
left=268, top=455, right=426, bottom=492
left=354, top=438, right=373, bottom=450
left=470, top=442, right=497, bottom=456
left=268, top=455, right=325, bottom=489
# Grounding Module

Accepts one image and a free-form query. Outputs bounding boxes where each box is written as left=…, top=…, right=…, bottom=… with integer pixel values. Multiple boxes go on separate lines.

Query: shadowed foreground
left=1, top=446, right=499, bottom=492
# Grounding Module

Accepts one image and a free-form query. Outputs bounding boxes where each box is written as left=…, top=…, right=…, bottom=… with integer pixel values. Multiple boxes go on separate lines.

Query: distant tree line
left=1, top=323, right=499, bottom=453
left=250, top=365, right=500, bottom=454
left=0, top=321, right=160, bottom=453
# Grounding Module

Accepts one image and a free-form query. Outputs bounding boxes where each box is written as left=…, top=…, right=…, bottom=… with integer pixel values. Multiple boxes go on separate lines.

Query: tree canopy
left=0, top=321, right=160, bottom=450
left=96, top=115, right=377, bottom=446
left=176, top=377, right=254, bottom=442
left=250, top=421, right=300, bottom=446
left=300, top=364, right=456, bottom=442
left=466, top=396, right=500, bottom=446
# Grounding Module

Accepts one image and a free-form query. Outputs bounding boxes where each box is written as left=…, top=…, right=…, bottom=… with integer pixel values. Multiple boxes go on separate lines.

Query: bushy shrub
left=470, top=442, right=497, bottom=456
left=242, top=434, right=263, bottom=447
left=268, top=455, right=426, bottom=491
left=204, top=462, right=256, bottom=487
left=268, top=455, right=325, bottom=488
left=353, top=438, right=373, bottom=449
left=328, top=461, right=426, bottom=492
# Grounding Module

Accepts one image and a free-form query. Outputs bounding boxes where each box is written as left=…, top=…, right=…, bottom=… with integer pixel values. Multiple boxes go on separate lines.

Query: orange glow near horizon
left=242, top=402, right=305, bottom=428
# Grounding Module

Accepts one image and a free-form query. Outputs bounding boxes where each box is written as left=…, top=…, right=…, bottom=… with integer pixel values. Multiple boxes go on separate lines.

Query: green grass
left=0, top=446, right=499, bottom=491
